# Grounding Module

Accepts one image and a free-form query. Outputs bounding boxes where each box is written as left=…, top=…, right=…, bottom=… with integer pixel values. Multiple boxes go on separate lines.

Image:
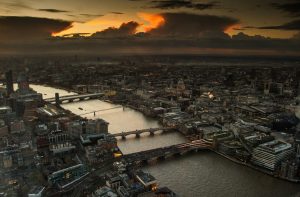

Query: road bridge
left=112, top=127, right=174, bottom=139
left=123, top=139, right=212, bottom=164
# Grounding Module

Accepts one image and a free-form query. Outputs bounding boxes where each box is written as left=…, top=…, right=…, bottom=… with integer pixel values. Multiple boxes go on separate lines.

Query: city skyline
left=0, top=58, right=299, bottom=196
left=0, top=0, right=300, bottom=56
left=0, top=1, right=300, bottom=197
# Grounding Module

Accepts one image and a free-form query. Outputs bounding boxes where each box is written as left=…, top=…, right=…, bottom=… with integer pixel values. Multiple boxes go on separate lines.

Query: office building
left=86, top=119, right=109, bottom=134
left=251, top=140, right=294, bottom=171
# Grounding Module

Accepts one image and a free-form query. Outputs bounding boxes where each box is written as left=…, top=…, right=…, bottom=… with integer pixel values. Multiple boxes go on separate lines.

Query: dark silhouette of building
left=17, top=72, right=30, bottom=92
left=55, top=93, right=60, bottom=107
left=5, top=70, right=14, bottom=96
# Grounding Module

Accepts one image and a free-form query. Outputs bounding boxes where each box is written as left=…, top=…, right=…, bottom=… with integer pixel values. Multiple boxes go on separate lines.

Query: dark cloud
left=232, top=32, right=268, bottom=40
left=149, top=0, right=218, bottom=10
left=0, top=13, right=298, bottom=57
left=37, top=8, right=69, bottom=13
left=111, top=12, right=124, bottom=15
left=271, top=2, right=300, bottom=17
left=148, top=13, right=238, bottom=37
left=2, top=31, right=299, bottom=57
left=61, top=33, right=90, bottom=37
left=0, top=29, right=299, bottom=57
left=66, top=14, right=104, bottom=23
left=3, top=1, right=32, bottom=10
left=91, top=21, right=140, bottom=38
left=80, top=13, right=104, bottom=17
left=258, top=20, right=300, bottom=30
left=0, top=16, right=72, bottom=41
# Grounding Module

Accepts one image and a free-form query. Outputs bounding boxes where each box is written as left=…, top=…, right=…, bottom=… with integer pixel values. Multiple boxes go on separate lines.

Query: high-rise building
left=55, top=93, right=60, bottom=106
left=67, top=121, right=84, bottom=138
left=11, top=73, right=43, bottom=117
left=5, top=70, right=14, bottom=96
left=17, top=72, right=29, bottom=91
left=86, top=119, right=109, bottom=134
left=251, top=140, right=294, bottom=171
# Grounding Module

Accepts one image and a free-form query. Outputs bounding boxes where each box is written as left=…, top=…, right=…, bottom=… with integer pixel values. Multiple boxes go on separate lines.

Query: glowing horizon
left=52, top=12, right=167, bottom=37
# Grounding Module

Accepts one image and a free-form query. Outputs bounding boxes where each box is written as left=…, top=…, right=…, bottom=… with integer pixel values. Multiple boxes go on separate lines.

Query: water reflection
left=30, top=85, right=300, bottom=197
left=61, top=100, right=186, bottom=154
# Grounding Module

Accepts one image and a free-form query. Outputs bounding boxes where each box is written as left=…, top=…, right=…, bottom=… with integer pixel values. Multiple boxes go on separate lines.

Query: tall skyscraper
left=17, top=72, right=29, bottom=91
left=5, top=70, right=14, bottom=96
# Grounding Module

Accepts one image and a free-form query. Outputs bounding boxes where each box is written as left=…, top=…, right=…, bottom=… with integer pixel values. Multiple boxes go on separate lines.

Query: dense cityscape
left=0, top=56, right=299, bottom=196
left=1, top=0, right=300, bottom=196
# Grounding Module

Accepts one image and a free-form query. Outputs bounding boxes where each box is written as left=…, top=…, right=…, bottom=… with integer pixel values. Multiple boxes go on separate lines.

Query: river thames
left=32, top=85, right=300, bottom=197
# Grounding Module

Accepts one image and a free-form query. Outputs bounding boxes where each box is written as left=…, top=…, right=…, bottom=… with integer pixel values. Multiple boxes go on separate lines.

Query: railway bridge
left=122, top=139, right=212, bottom=164
left=44, top=93, right=104, bottom=104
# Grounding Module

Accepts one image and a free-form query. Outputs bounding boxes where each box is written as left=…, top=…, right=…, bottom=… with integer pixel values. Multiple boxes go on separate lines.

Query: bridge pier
left=135, top=133, right=140, bottom=138
left=142, top=159, right=148, bottom=164
left=164, top=154, right=173, bottom=159
left=158, top=155, right=165, bottom=160
left=149, top=131, right=154, bottom=136
left=174, top=152, right=182, bottom=157
left=179, top=150, right=190, bottom=155
left=121, top=135, right=126, bottom=140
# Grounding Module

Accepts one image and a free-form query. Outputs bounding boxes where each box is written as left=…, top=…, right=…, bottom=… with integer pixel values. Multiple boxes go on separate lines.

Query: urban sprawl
left=0, top=57, right=299, bottom=196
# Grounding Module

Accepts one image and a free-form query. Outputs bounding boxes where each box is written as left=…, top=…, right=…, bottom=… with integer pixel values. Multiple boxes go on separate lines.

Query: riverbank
left=36, top=83, right=300, bottom=184
left=212, top=150, right=300, bottom=183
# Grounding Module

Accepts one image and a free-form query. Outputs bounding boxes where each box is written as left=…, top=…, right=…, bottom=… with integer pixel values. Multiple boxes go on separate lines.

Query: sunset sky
left=0, top=0, right=299, bottom=56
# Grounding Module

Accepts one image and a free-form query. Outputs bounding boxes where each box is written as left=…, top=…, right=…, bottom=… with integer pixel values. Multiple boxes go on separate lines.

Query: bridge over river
left=112, top=127, right=174, bottom=139
left=44, top=93, right=104, bottom=104
left=122, top=139, right=212, bottom=164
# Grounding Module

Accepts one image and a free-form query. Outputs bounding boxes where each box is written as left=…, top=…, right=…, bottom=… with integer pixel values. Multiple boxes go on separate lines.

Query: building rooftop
left=28, top=185, right=45, bottom=195
left=0, top=106, right=12, bottom=114
left=258, top=140, right=292, bottom=153
left=94, top=186, right=118, bottom=197
left=135, top=170, right=157, bottom=187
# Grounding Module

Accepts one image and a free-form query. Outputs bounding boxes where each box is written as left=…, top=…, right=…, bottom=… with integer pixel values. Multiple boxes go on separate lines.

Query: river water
left=32, top=85, right=300, bottom=197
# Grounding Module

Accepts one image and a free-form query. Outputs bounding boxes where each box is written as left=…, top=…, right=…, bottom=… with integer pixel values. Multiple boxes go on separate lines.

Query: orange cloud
left=138, top=13, right=165, bottom=32
left=51, top=22, right=74, bottom=36
left=52, top=15, right=132, bottom=37
left=51, top=13, right=166, bottom=37
left=224, top=24, right=241, bottom=36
